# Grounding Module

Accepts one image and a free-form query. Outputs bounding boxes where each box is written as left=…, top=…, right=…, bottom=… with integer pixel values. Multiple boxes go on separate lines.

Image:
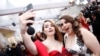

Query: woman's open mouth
left=65, top=27, right=69, bottom=31
left=49, top=30, right=53, bottom=32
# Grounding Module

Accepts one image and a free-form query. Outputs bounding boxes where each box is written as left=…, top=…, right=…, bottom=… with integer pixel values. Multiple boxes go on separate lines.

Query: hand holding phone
left=24, top=3, right=35, bottom=35
left=25, top=3, right=34, bottom=26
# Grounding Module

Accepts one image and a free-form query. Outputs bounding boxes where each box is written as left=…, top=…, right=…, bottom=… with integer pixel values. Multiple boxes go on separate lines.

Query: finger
left=27, top=9, right=33, bottom=12
left=19, top=13, right=35, bottom=21
left=25, top=14, right=35, bottom=20
left=24, top=20, right=34, bottom=25
left=27, top=20, right=34, bottom=23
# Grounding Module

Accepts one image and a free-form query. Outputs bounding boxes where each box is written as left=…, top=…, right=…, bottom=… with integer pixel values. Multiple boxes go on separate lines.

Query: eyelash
left=60, top=21, right=68, bottom=26
left=45, top=25, right=54, bottom=28
left=59, top=23, right=63, bottom=26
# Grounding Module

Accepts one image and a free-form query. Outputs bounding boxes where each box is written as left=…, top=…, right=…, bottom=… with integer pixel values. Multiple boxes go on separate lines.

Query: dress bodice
left=34, top=40, right=72, bottom=56
left=64, top=34, right=92, bottom=56
left=49, top=47, right=72, bottom=56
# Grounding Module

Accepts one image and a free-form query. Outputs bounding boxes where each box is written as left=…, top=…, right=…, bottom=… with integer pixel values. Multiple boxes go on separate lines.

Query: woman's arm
left=80, top=28, right=100, bottom=56
left=19, top=9, right=38, bottom=55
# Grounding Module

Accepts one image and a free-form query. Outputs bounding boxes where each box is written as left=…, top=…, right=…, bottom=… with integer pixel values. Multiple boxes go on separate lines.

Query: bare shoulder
left=79, top=28, right=100, bottom=55
left=42, top=40, right=49, bottom=50
left=79, top=28, right=96, bottom=39
left=80, top=28, right=89, bottom=31
left=42, top=40, right=48, bottom=47
left=42, top=40, right=50, bottom=51
left=79, top=28, right=90, bottom=34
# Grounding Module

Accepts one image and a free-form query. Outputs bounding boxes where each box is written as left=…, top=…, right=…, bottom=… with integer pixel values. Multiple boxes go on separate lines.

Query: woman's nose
left=63, top=23, right=66, bottom=27
left=48, top=27, right=52, bottom=29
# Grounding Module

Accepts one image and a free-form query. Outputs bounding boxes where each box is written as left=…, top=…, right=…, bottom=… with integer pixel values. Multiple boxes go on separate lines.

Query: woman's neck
left=46, top=35, right=55, bottom=41
left=68, top=31, right=75, bottom=37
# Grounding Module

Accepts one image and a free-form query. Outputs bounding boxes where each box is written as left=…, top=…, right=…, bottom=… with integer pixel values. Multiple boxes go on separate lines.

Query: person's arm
left=80, top=28, right=100, bottom=56
left=19, top=9, right=38, bottom=55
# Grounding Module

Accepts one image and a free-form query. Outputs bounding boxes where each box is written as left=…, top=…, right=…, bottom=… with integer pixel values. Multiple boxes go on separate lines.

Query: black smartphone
left=25, top=3, right=34, bottom=26
left=26, top=3, right=33, bottom=11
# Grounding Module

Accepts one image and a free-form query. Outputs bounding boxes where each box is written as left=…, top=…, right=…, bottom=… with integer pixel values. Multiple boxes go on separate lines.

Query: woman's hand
left=19, top=9, right=35, bottom=34
left=19, top=10, right=38, bottom=55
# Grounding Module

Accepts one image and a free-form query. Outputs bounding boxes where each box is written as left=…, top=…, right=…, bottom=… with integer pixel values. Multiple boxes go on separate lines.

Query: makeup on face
left=60, top=19, right=73, bottom=33
left=43, top=22, right=55, bottom=35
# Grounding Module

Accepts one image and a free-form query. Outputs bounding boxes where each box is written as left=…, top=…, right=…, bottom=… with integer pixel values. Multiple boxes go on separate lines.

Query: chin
left=65, top=31, right=68, bottom=34
left=68, top=31, right=72, bottom=35
left=65, top=31, right=70, bottom=34
left=48, top=33, right=55, bottom=35
left=67, top=32, right=70, bottom=34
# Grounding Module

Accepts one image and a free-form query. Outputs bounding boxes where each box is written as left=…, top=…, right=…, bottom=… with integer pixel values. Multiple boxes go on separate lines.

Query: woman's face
left=60, top=19, right=73, bottom=34
left=43, top=22, right=55, bottom=36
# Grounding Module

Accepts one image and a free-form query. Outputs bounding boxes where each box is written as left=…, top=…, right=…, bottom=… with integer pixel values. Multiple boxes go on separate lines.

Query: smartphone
left=25, top=3, right=34, bottom=26
left=26, top=3, right=33, bottom=11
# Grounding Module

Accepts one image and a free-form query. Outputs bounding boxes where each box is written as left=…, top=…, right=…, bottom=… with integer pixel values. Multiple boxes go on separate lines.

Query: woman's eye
left=59, top=23, right=63, bottom=26
left=44, top=25, right=48, bottom=28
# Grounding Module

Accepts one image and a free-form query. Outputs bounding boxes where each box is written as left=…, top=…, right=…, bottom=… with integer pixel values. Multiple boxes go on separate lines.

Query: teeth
left=49, top=30, right=53, bottom=32
left=66, top=27, right=69, bottom=31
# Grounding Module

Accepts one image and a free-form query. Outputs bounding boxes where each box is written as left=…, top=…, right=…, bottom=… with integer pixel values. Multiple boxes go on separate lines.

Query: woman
left=78, top=13, right=90, bottom=30
left=59, top=15, right=100, bottom=56
left=19, top=10, right=71, bottom=56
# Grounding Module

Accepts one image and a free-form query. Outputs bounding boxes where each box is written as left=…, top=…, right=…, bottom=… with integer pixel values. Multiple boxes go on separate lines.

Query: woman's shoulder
left=79, top=28, right=95, bottom=38
left=79, top=28, right=90, bottom=37
left=42, top=40, right=49, bottom=50
left=79, top=28, right=90, bottom=33
left=42, top=40, right=48, bottom=46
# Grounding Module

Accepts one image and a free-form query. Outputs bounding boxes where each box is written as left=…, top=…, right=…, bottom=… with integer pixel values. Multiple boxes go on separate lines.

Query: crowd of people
left=81, top=1, right=100, bottom=43
left=0, top=41, right=31, bottom=56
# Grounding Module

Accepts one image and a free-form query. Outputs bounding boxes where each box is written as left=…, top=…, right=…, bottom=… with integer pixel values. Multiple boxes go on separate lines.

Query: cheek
left=62, top=24, right=68, bottom=29
left=43, top=28, right=48, bottom=34
left=68, top=23, right=73, bottom=30
left=53, top=28, right=55, bottom=33
left=61, top=26, right=65, bottom=31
